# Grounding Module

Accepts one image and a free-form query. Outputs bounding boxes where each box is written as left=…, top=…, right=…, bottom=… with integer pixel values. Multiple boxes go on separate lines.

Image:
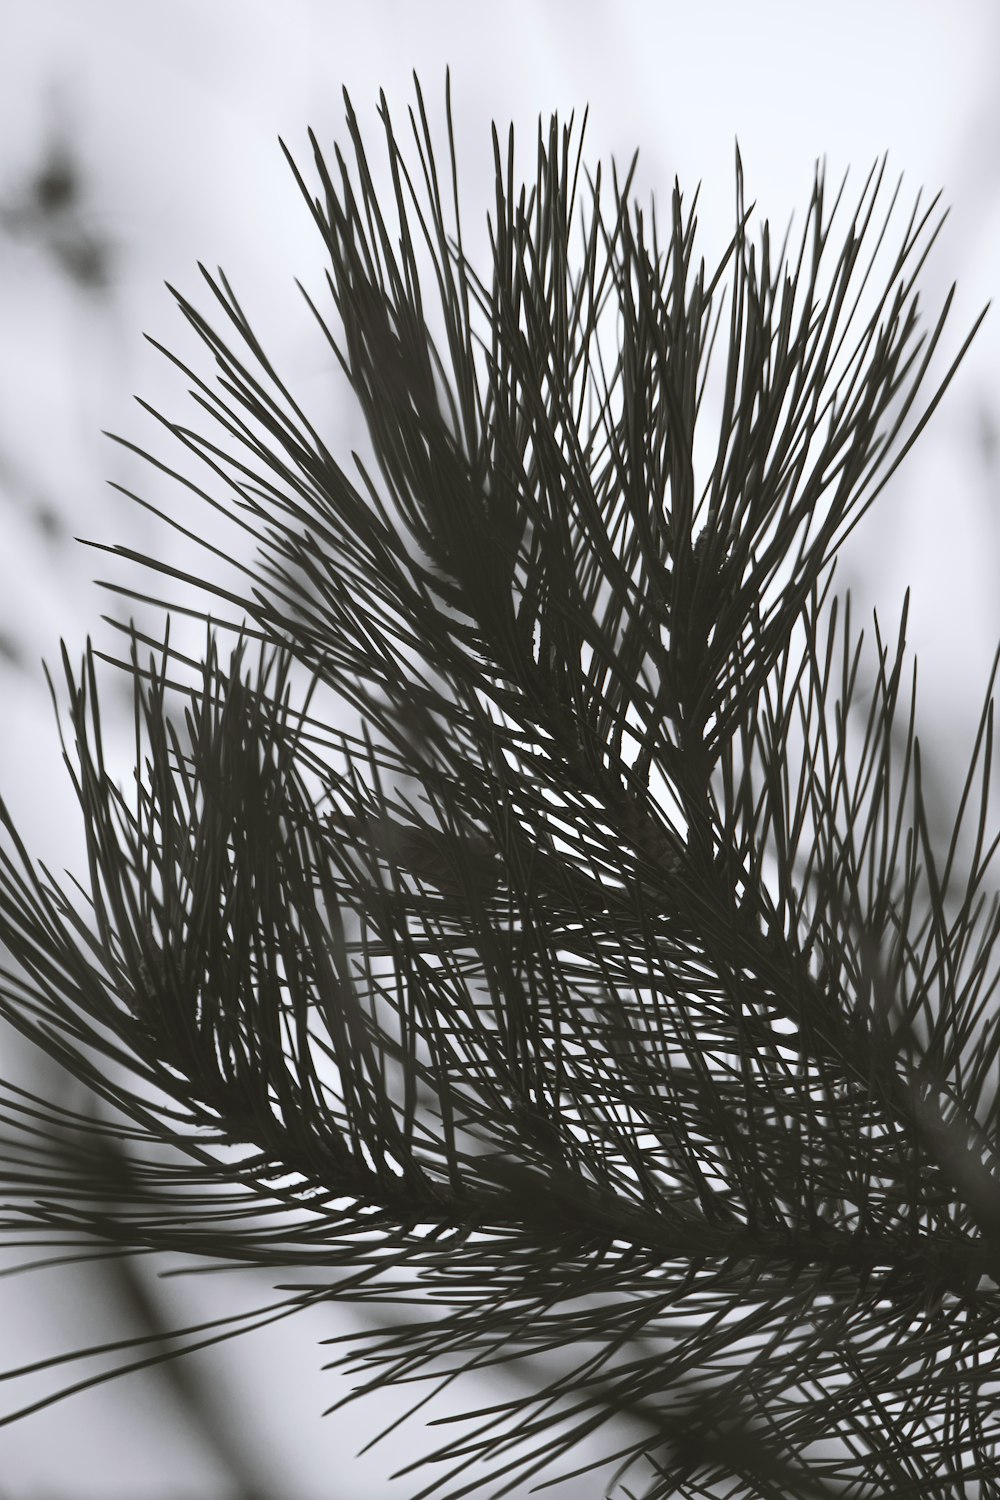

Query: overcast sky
left=1, top=4, right=999, bottom=1496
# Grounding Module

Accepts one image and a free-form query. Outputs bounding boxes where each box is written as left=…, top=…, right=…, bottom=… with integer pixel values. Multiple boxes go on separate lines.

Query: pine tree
left=0, top=73, right=996, bottom=1497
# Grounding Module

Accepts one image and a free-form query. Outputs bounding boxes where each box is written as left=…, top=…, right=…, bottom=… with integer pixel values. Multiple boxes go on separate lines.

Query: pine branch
left=0, top=71, right=996, bottom=1497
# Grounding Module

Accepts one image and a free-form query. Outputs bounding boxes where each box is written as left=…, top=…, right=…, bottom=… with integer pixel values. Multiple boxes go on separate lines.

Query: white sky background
left=0, top=3, right=998, bottom=1497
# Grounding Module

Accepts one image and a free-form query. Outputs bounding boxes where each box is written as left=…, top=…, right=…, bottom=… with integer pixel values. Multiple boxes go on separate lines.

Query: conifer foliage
left=0, top=75, right=997, bottom=1497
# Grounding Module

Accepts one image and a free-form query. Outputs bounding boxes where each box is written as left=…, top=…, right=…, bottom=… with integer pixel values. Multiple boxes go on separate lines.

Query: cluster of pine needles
left=0, top=73, right=998, bottom=1498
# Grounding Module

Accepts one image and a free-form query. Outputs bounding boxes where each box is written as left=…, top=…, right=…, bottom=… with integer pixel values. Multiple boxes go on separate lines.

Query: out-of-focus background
left=0, top=3, right=998, bottom=1496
